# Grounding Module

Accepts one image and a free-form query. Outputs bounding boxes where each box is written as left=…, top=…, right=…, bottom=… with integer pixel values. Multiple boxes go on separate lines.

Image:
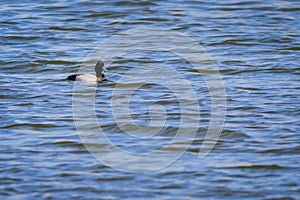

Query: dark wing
left=66, top=74, right=80, bottom=81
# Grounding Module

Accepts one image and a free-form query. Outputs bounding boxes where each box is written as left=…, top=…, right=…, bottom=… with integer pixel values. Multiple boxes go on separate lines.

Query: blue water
left=1, top=0, right=299, bottom=199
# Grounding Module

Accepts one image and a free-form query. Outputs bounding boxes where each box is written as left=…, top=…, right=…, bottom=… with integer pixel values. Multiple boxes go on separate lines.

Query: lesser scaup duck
left=67, top=61, right=107, bottom=83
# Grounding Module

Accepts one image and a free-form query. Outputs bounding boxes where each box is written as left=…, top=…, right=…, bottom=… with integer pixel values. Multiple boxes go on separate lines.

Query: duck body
left=67, top=74, right=106, bottom=83
left=67, top=61, right=107, bottom=83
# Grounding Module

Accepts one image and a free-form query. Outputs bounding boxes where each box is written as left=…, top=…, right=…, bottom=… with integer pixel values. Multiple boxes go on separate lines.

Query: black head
left=95, top=60, right=105, bottom=78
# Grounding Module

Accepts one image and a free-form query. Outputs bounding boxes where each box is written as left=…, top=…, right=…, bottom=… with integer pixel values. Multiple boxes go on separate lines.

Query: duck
left=67, top=60, right=107, bottom=83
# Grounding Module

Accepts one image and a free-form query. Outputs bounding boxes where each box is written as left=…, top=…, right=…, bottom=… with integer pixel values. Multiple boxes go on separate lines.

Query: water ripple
left=0, top=0, right=299, bottom=199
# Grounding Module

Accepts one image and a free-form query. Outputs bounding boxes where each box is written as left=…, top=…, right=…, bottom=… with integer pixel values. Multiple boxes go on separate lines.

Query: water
left=1, top=0, right=299, bottom=199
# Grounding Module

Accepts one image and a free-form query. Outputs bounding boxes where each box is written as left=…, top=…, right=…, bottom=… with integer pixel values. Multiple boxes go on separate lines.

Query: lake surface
left=1, top=0, right=299, bottom=199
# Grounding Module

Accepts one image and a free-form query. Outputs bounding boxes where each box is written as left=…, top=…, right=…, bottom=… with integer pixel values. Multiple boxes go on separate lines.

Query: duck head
left=95, top=60, right=107, bottom=82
